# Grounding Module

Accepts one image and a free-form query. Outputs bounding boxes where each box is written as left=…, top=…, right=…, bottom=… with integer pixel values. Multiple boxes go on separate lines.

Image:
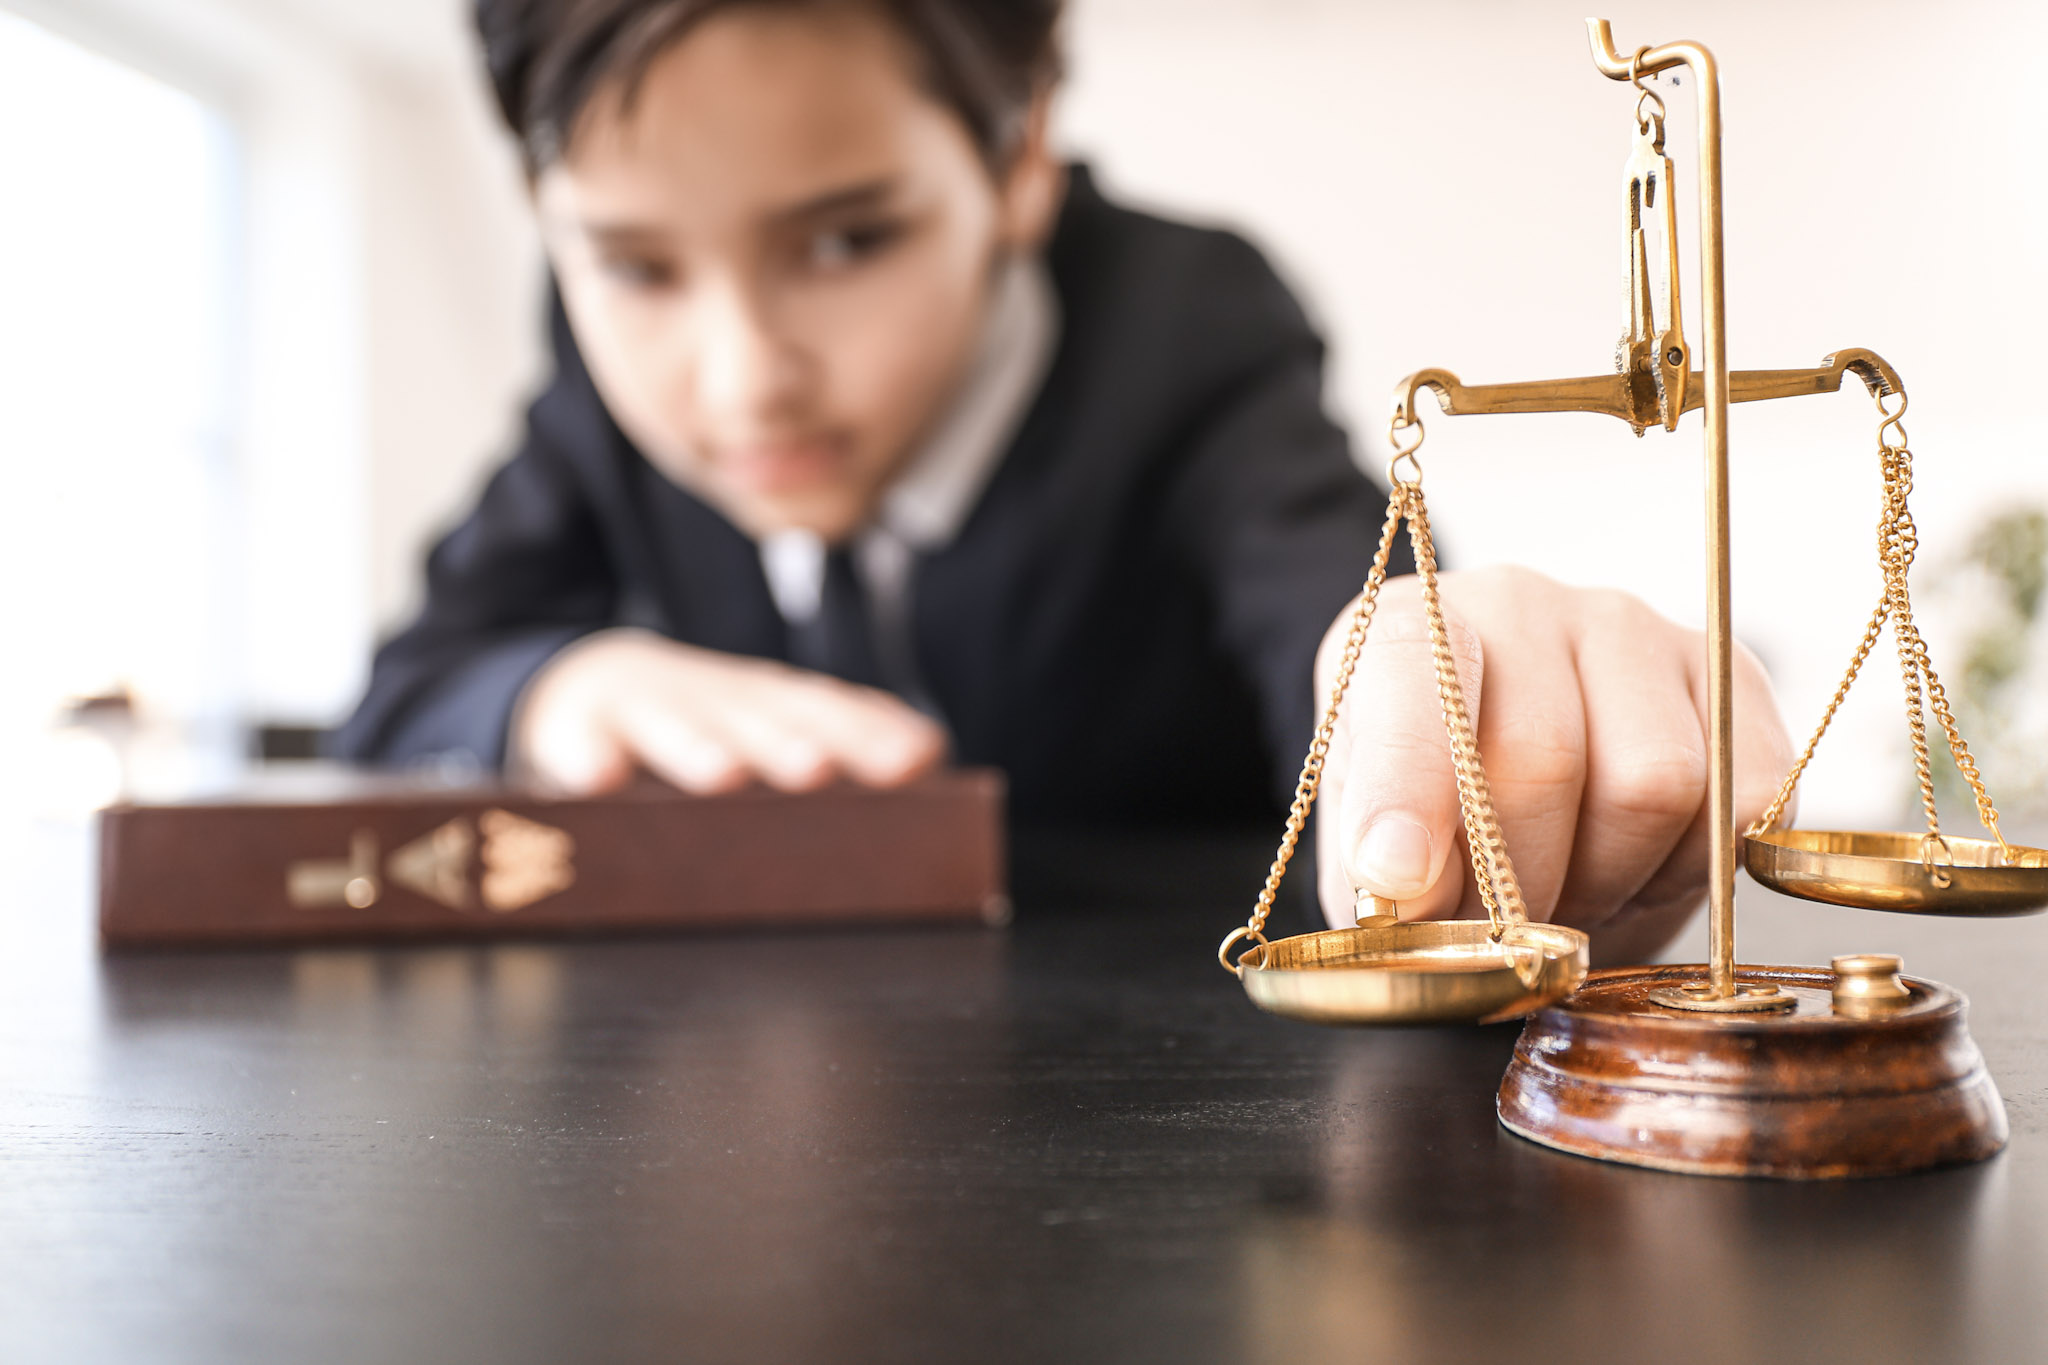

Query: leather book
left=98, top=769, right=1008, bottom=949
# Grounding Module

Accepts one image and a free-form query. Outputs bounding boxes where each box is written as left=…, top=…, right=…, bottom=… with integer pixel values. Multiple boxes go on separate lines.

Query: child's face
left=537, top=3, right=1060, bottom=542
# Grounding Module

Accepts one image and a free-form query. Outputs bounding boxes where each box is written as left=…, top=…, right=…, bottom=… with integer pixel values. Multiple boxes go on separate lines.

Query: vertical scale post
left=1586, top=22, right=1783, bottom=1009
left=1693, top=44, right=1736, bottom=1001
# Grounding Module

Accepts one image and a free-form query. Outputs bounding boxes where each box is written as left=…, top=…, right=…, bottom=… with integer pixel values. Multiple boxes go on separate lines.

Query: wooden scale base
left=1496, top=962, right=2008, bottom=1179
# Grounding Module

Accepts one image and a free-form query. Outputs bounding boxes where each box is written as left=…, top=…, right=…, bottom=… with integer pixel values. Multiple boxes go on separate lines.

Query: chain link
left=1881, top=437, right=1943, bottom=847
left=1751, top=591, right=1886, bottom=834
left=1749, top=383, right=2012, bottom=869
left=1222, top=422, right=1529, bottom=975
left=1225, top=486, right=1407, bottom=975
left=1406, top=491, right=1528, bottom=934
left=1628, top=46, right=1667, bottom=132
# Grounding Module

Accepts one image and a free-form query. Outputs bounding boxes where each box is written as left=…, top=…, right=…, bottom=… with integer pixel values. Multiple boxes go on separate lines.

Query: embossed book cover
left=99, top=770, right=1007, bottom=948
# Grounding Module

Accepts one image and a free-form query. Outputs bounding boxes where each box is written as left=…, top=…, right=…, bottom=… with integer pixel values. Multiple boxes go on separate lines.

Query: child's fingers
left=1314, top=572, right=1795, bottom=964
left=520, top=695, right=635, bottom=795
left=1323, top=597, right=1475, bottom=923
left=613, top=699, right=749, bottom=794
left=1555, top=593, right=1706, bottom=927
left=1595, top=802, right=1713, bottom=966
left=1606, top=638, right=1793, bottom=942
left=698, top=693, right=837, bottom=792
left=776, top=679, right=948, bottom=787
left=1730, top=638, right=1796, bottom=835
left=515, top=633, right=947, bottom=795
left=1458, top=588, right=1587, bottom=923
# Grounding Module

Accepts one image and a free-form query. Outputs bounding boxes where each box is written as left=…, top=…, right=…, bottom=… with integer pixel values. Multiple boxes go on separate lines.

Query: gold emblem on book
left=478, top=809, right=576, bottom=912
left=285, top=811, right=576, bottom=913
left=389, top=818, right=476, bottom=910
left=286, top=830, right=381, bottom=909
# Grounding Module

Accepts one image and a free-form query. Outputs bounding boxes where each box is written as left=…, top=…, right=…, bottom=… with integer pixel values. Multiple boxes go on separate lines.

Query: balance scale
left=1218, top=20, right=2047, bottom=1179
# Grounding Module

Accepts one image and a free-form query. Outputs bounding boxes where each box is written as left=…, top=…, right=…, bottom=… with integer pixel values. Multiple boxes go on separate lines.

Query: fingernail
left=1356, top=816, right=1433, bottom=896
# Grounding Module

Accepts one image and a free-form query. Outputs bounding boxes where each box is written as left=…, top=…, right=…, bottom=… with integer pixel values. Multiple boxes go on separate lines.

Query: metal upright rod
left=1586, top=21, right=1737, bottom=998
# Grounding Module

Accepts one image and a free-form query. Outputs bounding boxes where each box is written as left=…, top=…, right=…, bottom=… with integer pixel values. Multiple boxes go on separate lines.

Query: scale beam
left=1391, top=348, right=1906, bottom=432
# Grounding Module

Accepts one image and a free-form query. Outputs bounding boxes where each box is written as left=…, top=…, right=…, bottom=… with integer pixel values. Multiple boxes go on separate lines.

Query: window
left=0, top=10, right=240, bottom=811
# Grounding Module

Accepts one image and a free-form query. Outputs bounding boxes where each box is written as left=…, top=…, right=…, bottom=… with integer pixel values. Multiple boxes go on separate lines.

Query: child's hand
left=512, top=628, right=948, bottom=795
left=1316, top=567, right=1794, bottom=964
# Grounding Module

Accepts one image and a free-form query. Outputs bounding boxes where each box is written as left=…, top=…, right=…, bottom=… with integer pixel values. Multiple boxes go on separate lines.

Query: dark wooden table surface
left=3, top=817, right=2045, bottom=1364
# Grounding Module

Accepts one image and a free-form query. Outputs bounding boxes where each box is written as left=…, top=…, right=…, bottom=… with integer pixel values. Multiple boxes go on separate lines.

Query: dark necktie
left=786, top=546, right=886, bottom=690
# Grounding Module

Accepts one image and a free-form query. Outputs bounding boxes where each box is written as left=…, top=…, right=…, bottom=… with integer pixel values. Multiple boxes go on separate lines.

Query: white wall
left=353, top=61, right=545, bottom=641
left=3, top=0, right=544, bottom=729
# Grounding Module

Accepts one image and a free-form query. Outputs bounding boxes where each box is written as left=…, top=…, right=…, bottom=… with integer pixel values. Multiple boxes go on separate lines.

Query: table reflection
left=1230, top=1024, right=2022, bottom=1364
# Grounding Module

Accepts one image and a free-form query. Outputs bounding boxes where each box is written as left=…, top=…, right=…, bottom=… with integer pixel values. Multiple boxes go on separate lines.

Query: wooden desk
left=2, top=819, right=2043, bottom=1363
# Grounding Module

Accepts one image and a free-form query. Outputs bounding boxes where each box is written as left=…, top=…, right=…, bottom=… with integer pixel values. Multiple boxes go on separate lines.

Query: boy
left=337, top=0, right=1792, bottom=963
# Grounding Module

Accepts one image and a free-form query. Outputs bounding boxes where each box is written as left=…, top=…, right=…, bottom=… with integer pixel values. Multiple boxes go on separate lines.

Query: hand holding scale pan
left=1215, top=19, right=2044, bottom=1177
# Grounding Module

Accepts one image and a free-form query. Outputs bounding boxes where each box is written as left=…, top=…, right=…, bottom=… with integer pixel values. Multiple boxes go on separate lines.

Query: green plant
left=1933, top=507, right=2048, bottom=836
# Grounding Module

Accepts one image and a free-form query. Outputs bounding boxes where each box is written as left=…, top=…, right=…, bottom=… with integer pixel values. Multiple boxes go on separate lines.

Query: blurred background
left=3, top=0, right=2044, bottom=839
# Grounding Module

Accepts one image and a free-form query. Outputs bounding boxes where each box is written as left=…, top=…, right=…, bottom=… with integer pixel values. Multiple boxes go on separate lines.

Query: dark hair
left=475, top=0, right=1062, bottom=175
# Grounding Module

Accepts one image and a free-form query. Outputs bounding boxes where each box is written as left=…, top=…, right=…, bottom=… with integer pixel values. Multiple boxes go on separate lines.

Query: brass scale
left=1217, top=20, right=2048, bottom=1177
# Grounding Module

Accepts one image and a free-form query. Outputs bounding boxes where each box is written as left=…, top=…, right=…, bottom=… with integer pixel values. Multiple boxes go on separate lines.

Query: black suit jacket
left=334, top=169, right=1407, bottom=834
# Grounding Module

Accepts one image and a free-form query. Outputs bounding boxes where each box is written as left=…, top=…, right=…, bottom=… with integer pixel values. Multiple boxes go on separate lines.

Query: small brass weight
left=1218, top=19, right=2044, bottom=1178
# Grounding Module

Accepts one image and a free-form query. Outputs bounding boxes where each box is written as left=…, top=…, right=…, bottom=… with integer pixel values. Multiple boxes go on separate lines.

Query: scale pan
left=1744, top=829, right=2048, bottom=916
left=1241, top=919, right=1589, bottom=1026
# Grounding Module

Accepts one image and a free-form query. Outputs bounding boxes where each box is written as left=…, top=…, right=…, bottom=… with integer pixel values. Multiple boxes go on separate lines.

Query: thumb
left=1316, top=596, right=1482, bottom=924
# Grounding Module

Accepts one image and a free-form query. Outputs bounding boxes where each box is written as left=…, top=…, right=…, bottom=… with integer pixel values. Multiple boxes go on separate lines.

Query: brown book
left=99, top=769, right=1007, bottom=949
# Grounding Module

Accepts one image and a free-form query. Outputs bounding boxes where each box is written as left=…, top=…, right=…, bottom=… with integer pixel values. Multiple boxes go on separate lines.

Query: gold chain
left=1752, top=590, right=1886, bottom=833
left=1220, top=487, right=1405, bottom=974
left=1749, top=385, right=2011, bottom=868
left=1221, top=424, right=1527, bottom=976
left=1881, top=433, right=1943, bottom=844
left=1407, top=490, right=1528, bottom=931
